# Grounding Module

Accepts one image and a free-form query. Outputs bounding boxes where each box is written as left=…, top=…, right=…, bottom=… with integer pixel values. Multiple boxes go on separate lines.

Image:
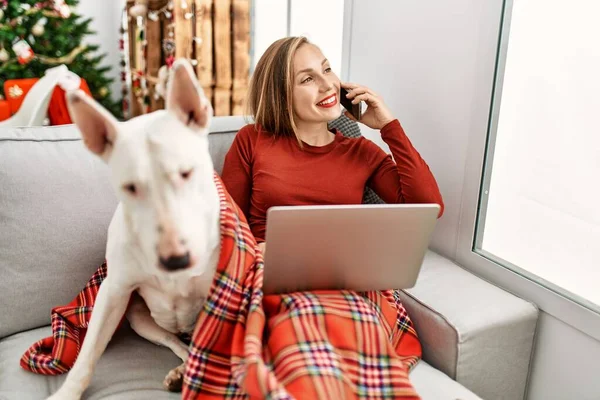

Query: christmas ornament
left=163, top=36, right=176, bottom=68
left=129, top=4, right=147, bottom=17
left=162, top=38, right=175, bottom=55
left=0, top=47, right=9, bottom=62
left=129, top=0, right=148, bottom=18
left=129, top=10, right=150, bottom=114
left=120, top=6, right=132, bottom=119
left=0, top=9, right=4, bottom=20
left=99, top=87, right=108, bottom=97
left=58, top=4, right=71, bottom=18
left=52, top=0, right=70, bottom=18
left=12, top=40, right=34, bottom=65
left=32, top=23, right=45, bottom=36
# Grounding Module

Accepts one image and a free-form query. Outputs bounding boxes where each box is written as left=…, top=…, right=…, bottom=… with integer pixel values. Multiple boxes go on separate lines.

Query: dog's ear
left=166, top=59, right=212, bottom=131
left=66, top=90, right=119, bottom=158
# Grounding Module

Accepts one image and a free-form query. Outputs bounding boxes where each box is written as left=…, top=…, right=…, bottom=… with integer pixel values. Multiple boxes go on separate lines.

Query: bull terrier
left=47, top=59, right=221, bottom=399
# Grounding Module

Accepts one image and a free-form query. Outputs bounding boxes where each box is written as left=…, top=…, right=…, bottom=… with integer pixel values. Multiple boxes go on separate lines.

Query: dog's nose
left=160, top=252, right=191, bottom=271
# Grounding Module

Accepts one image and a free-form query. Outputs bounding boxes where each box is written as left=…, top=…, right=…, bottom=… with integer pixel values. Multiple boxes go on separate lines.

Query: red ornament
left=166, top=55, right=175, bottom=67
left=12, top=40, right=35, bottom=65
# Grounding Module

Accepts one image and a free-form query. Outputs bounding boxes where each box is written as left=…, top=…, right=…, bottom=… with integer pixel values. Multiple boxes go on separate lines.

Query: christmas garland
left=1, top=44, right=86, bottom=66
left=36, top=44, right=86, bottom=64
left=0, top=45, right=87, bottom=77
left=0, top=8, right=65, bottom=28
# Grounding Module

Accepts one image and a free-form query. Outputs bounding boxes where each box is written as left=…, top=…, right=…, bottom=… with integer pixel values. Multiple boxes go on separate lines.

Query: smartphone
left=340, top=87, right=362, bottom=120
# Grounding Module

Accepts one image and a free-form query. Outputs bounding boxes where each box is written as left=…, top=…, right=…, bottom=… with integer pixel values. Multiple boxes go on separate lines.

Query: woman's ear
left=166, top=59, right=212, bottom=131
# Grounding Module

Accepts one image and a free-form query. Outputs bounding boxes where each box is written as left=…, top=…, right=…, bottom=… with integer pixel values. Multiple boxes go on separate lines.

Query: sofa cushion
left=410, top=361, right=482, bottom=400
left=0, top=325, right=181, bottom=399
left=397, top=251, right=539, bottom=400
left=207, top=116, right=245, bottom=174
left=0, top=125, right=117, bottom=339
left=1, top=324, right=481, bottom=400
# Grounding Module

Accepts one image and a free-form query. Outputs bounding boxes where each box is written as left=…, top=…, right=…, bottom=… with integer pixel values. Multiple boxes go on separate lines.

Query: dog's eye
left=123, top=183, right=137, bottom=195
left=180, top=169, right=194, bottom=180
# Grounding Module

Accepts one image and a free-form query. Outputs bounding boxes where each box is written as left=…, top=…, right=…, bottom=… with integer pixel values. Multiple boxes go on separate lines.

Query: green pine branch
left=0, top=0, right=123, bottom=119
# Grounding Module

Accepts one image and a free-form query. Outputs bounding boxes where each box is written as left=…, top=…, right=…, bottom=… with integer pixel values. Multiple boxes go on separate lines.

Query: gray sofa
left=0, top=116, right=538, bottom=400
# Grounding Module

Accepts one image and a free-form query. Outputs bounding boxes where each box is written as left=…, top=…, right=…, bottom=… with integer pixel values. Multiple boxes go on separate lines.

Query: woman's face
left=292, top=44, right=342, bottom=125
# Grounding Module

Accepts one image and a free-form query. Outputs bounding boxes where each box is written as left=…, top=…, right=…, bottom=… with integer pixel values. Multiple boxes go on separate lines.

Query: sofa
left=0, top=116, right=539, bottom=400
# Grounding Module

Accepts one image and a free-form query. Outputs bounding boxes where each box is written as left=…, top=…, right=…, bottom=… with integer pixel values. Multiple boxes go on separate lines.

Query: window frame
left=250, top=0, right=348, bottom=78
left=456, top=0, right=600, bottom=341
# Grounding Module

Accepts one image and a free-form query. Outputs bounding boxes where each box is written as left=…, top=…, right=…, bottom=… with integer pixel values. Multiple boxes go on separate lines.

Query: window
left=476, top=0, right=600, bottom=311
left=251, top=0, right=345, bottom=76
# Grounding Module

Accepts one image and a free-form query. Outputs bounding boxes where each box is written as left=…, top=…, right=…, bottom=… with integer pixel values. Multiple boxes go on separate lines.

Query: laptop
left=262, top=204, right=440, bottom=295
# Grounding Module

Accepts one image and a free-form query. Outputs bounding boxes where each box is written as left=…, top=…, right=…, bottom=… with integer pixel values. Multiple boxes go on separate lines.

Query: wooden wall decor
left=125, top=0, right=251, bottom=118
left=232, top=0, right=250, bottom=116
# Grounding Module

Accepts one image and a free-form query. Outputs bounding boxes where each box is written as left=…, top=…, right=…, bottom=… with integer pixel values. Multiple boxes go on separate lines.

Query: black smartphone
left=340, top=87, right=362, bottom=120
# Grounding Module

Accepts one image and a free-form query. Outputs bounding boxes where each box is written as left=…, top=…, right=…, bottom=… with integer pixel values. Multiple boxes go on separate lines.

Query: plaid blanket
left=22, top=175, right=422, bottom=399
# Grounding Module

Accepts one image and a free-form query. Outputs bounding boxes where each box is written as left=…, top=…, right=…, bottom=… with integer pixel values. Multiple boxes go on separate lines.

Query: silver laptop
left=262, top=204, right=440, bottom=295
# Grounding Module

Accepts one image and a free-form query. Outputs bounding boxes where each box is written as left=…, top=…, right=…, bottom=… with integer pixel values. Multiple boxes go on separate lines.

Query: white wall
left=346, top=1, right=600, bottom=399
left=346, top=0, right=487, bottom=259
left=527, top=313, right=600, bottom=400
left=75, top=0, right=123, bottom=101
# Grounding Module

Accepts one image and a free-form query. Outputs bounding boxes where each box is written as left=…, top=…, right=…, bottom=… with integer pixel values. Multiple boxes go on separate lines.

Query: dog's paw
left=163, top=363, right=185, bottom=392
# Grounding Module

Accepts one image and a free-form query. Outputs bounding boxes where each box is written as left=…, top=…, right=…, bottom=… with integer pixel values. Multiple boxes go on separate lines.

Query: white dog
left=47, top=59, right=221, bottom=400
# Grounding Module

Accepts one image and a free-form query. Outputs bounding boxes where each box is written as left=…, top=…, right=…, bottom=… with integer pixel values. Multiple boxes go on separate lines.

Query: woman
left=223, top=37, right=443, bottom=247
left=221, top=36, right=444, bottom=397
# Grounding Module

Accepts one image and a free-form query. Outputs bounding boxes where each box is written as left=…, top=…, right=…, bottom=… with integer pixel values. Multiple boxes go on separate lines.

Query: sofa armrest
left=398, top=251, right=539, bottom=400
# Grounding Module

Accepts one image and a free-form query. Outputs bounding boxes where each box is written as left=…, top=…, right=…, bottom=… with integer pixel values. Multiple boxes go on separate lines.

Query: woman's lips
left=316, top=94, right=338, bottom=108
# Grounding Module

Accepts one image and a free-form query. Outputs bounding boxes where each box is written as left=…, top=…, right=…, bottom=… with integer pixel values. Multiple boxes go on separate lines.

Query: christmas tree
left=0, top=0, right=121, bottom=117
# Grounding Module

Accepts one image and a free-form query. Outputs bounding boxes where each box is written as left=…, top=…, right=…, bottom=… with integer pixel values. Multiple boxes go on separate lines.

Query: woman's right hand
left=342, top=82, right=395, bottom=130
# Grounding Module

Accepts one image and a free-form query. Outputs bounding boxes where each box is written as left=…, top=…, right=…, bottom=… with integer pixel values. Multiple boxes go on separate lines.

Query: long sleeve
left=367, top=119, right=445, bottom=217
left=221, top=125, right=255, bottom=221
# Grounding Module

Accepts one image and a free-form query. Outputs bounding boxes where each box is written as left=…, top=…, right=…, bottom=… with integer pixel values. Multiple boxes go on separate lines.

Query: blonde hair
left=246, top=36, right=309, bottom=140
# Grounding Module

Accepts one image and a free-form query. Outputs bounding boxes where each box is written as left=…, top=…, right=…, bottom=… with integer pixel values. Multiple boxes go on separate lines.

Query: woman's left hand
left=341, top=82, right=395, bottom=130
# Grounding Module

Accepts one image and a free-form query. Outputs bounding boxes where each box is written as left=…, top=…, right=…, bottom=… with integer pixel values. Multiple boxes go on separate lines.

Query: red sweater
left=221, top=119, right=444, bottom=242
